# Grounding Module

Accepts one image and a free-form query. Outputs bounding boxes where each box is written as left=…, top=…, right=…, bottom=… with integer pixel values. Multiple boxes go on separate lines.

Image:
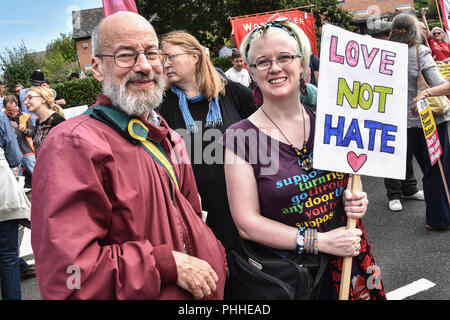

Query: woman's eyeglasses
left=162, top=53, right=189, bottom=64
left=24, top=95, right=41, bottom=101
left=249, top=54, right=302, bottom=71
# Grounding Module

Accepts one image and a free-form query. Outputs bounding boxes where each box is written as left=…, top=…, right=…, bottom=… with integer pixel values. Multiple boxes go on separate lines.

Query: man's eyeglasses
left=5, top=109, right=18, bottom=115
left=433, top=32, right=442, bottom=35
left=96, top=50, right=165, bottom=68
left=249, top=54, right=302, bottom=71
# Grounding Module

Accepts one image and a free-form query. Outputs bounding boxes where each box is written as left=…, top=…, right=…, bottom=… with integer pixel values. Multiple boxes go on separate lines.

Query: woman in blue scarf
left=157, top=31, right=257, bottom=252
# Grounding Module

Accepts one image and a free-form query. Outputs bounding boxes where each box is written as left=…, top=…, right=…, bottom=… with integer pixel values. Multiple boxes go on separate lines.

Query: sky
left=0, top=0, right=103, bottom=53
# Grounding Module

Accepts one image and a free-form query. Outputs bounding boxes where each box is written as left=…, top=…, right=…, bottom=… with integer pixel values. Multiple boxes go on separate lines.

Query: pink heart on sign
left=347, top=152, right=367, bottom=173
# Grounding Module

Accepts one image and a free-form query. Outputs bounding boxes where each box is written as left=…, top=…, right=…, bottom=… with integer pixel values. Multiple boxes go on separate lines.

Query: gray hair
left=431, top=27, right=448, bottom=44
left=388, top=13, right=420, bottom=47
left=91, top=23, right=102, bottom=56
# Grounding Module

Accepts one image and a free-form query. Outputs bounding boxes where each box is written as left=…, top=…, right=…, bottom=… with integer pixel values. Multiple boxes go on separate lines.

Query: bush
left=211, top=56, right=232, bottom=73
left=52, top=77, right=102, bottom=109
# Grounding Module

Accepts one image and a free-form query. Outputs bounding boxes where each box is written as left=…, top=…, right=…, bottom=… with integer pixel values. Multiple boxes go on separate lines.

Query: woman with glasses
left=391, top=13, right=450, bottom=231
left=222, top=19, right=386, bottom=300
left=421, top=8, right=450, bottom=63
left=24, top=86, right=65, bottom=157
left=156, top=31, right=257, bottom=252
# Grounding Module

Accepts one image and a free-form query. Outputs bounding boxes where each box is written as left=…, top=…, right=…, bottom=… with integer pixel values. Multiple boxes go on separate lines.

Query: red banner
left=102, top=0, right=138, bottom=17
left=439, top=0, right=450, bottom=32
left=230, top=8, right=318, bottom=56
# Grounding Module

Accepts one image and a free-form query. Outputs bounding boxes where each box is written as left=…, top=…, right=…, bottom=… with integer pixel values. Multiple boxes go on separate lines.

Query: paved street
left=15, top=128, right=450, bottom=300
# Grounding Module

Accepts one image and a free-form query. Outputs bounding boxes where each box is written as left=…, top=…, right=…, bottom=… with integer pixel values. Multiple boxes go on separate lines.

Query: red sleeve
left=427, top=35, right=438, bottom=56
left=31, top=127, right=176, bottom=299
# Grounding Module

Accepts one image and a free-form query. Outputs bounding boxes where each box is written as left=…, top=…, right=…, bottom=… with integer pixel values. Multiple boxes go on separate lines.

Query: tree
left=138, top=0, right=227, bottom=47
left=415, top=0, right=443, bottom=31
left=46, top=33, right=77, bottom=63
left=42, top=33, right=80, bottom=84
left=138, top=0, right=354, bottom=49
left=414, top=0, right=429, bottom=12
left=0, top=41, right=39, bottom=90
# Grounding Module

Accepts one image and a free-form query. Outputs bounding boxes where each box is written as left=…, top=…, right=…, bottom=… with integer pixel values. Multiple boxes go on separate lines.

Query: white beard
left=102, top=68, right=166, bottom=117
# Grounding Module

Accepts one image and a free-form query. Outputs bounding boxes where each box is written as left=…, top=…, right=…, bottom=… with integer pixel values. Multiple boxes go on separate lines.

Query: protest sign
left=313, top=24, right=409, bottom=299
left=417, top=100, right=442, bottom=165
left=438, top=63, right=450, bottom=80
left=313, top=24, right=409, bottom=180
left=417, top=99, right=450, bottom=204
left=230, top=7, right=318, bottom=56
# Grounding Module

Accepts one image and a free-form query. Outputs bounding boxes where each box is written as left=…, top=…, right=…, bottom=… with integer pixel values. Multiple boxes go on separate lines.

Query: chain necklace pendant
left=290, top=143, right=313, bottom=171
left=261, top=106, right=313, bottom=172
left=301, top=156, right=313, bottom=171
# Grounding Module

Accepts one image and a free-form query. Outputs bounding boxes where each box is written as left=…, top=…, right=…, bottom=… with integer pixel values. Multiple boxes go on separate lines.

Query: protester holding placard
left=367, top=20, right=425, bottom=212
left=222, top=18, right=385, bottom=300
left=390, top=13, right=450, bottom=230
left=421, top=8, right=450, bottom=64
left=413, top=80, right=450, bottom=102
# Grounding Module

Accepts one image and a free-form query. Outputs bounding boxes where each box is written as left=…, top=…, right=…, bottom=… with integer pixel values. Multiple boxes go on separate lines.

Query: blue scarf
left=170, top=86, right=222, bottom=134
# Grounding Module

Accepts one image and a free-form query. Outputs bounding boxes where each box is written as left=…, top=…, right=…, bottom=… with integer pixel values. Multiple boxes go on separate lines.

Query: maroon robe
left=31, top=94, right=227, bottom=299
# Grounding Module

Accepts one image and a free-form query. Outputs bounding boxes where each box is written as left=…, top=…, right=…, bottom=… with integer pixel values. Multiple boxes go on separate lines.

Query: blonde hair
left=240, top=19, right=311, bottom=79
left=28, top=86, right=65, bottom=118
left=161, top=31, right=226, bottom=100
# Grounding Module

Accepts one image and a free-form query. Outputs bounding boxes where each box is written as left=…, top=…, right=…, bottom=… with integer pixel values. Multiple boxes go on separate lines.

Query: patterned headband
left=245, top=17, right=300, bottom=57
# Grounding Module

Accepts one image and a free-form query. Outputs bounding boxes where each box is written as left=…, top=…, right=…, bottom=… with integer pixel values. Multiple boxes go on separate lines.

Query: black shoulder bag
left=226, top=201, right=343, bottom=300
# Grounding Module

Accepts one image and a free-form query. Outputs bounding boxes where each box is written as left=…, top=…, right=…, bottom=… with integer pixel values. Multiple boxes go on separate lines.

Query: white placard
left=63, top=105, right=88, bottom=119
left=313, top=24, right=408, bottom=179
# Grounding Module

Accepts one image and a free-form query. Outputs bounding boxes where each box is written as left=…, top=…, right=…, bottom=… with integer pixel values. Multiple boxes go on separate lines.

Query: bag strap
left=416, top=45, right=430, bottom=91
left=84, top=105, right=180, bottom=190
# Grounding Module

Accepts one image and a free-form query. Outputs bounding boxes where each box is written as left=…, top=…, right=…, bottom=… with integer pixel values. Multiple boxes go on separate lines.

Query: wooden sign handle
left=339, top=174, right=361, bottom=300
left=438, top=159, right=450, bottom=206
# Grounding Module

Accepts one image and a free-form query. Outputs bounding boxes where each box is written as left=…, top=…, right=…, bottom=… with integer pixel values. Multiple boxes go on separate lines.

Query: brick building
left=338, top=0, right=415, bottom=33
left=72, top=7, right=104, bottom=72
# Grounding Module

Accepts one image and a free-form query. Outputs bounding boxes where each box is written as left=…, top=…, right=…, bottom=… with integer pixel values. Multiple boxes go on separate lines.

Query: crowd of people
left=0, top=9, right=449, bottom=301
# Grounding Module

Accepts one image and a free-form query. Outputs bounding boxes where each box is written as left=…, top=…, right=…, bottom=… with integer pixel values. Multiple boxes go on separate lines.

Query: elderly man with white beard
left=30, top=11, right=227, bottom=300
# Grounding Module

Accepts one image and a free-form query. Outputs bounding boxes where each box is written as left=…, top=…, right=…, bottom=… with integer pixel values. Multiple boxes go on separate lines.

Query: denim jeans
left=18, top=154, right=35, bottom=176
left=0, top=219, right=22, bottom=300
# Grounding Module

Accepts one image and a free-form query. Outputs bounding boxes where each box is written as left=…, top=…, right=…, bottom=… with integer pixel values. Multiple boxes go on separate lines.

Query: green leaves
left=52, top=77, right=102, bottom=109
left=138, top=0, right=354, bottom=50
left=0, top=41, right=39, bottom=89
left=41, top=33, right=79, bottom=85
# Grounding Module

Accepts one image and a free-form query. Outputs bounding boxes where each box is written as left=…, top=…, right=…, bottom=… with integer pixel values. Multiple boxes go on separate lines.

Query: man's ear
left=91, top=56, right=104, bottom=82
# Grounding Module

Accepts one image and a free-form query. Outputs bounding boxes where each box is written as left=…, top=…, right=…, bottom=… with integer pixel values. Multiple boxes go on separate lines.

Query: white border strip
left=386, top=278, right=436, bottom=300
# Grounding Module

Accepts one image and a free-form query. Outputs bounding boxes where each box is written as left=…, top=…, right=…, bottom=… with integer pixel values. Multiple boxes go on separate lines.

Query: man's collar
left=93, top=93, right=169, bottom=144
left=147, top=110, right=161, bottom=126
